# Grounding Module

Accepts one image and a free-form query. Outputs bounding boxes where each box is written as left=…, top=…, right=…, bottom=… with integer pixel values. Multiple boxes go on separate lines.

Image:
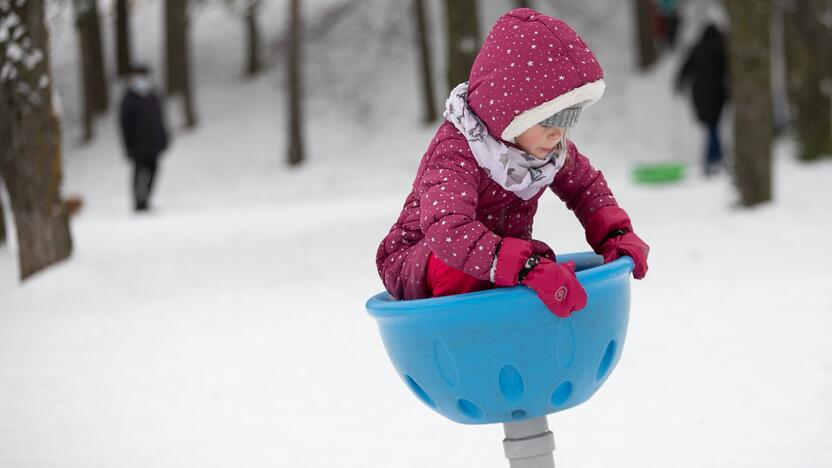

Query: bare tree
left=165, top=0, right=183, bottom=95
left=0, top=0, right=73, bottom=279
left=0, top=194, right=6, bottom=246
left=88, top=0, right=107, bottom=112
left=413, top=0, right=437, bottom=123
left=115, top=0, right=132, bottom=77
left=165, top=0, right=198, bottom=128
left=73, top=0, right=104, bottom=140
left=783, top=0, right=832, bottom=161
left=287, top=0, right=305, bottom=166
left=244, top=0, right=261, bottom=76
left=633, top=0, right=657, bottom=69
left=726, top=0, right=774, bottom=206
left=444, top=0, right=480, bottom=92
left=74, top=0, right=107, bottom=111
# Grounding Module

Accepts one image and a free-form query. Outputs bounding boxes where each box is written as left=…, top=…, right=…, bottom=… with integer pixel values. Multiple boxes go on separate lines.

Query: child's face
left=514, top=125, right=566, bottom=159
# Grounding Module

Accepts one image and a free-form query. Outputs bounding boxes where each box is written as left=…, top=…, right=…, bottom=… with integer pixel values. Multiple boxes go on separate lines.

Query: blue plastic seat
left=366, top=252, right=633, bottom=425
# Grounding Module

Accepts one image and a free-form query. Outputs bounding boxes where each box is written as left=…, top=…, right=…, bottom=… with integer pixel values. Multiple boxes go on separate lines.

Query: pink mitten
left=584, top=206, right=649, bottom=279
left=493, top=237, right=533, bottom=287
left=601, top=232, right=649, bottom=279
left=521, top=259, right=587, bottom=318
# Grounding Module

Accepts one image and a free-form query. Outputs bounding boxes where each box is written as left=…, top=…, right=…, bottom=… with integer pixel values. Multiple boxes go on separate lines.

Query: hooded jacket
left=376, top=8, right=620, bottom=300
left=676, top=24, right=728, bottom=126
left=119, top=85, right=169, bottom=163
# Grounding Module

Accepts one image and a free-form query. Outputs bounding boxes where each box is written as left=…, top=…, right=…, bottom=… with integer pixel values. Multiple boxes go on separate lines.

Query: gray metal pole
left=502, top=416, right=556, bottom=468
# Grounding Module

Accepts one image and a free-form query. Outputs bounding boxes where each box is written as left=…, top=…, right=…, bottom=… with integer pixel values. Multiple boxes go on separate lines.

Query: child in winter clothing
left=376, top=8, right=649, bottom=318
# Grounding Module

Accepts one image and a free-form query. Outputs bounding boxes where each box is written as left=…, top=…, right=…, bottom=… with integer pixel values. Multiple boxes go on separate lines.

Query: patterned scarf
left=443, top=82, right=566, bottom=200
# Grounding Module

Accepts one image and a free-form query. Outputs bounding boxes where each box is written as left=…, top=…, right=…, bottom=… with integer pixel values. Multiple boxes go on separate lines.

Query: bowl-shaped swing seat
left=366, top=252, right=633, bottom=425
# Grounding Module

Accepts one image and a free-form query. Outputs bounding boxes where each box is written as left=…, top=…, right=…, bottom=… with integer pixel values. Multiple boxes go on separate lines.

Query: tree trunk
left=74, top=0, right=96, bottom=141
left=165, top=0, right=198, bottom=128
left=0, top=0, right=73, bottom=280
left=783, top=0, right=832, bottom=161
left=413, top=0, right=437, bottom=123
left=633, top=0, right=657, bottom=70
left=74, top=0, right=107, bottom=113
left=514, top=0, right=531, bottom=8
left=0, top=190, right=6, bottom=246
left=115, top=0, right=132, bottom=77
left=87, top=0, right=107, bottom=112
left=444, top=0, right=480, bottom=93
left=166, top=0, right=185, bottom=94
left=726, top=0, right=774, bottom=207
left=287, top=0, right=305, bottom=166
left=245, top=0, right=262, bottom=76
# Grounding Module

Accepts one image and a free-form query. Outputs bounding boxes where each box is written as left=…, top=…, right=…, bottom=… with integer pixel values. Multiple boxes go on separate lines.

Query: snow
left=2, top=1, right=832, bottom=467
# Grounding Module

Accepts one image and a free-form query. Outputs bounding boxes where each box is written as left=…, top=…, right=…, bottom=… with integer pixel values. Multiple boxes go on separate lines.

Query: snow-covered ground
left=2, top=1, right=832, bottom=467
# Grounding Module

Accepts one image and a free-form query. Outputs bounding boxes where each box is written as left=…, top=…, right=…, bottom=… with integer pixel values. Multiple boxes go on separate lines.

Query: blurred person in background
left=119, top=65, right=169, bottom=212
left=656, top=0, right=681, bottom=50
left=675, top=23, right=728, bottom=177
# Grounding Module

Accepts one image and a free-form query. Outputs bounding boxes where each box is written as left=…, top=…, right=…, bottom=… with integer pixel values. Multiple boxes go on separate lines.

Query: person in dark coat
left=119, top=65, right=169, bottom=211
left=676, top=24, right=728, bottom=177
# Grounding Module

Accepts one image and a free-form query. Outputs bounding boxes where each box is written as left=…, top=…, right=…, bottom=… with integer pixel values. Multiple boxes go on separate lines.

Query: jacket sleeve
left=675, top=46, right=695, bottom=92
left=152, top=93, right=170, bottom=152
left=119, top=95, right=135, bottom=155
left=549, top=141, right=620, bottom=229
left=418, top=140, right=502, bottom=281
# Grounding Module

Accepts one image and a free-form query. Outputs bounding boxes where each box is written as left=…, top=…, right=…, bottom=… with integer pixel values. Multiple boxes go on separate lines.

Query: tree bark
left=444, top=0, right=480, bottom=93
left=115, top=0, right=132, bottom=77
left=783, top=0, right=832, bottom=161
left=633, top=0, right=657, bottom=70
left=0, top=189, right=6, bottom=246
left=413, top=0, right=437, bottom=123
left=287, top=0, right=305, bottom=166
left=87, top=0, right=107, bottom=112
left=245, top=0, right=262, bottom=76
left=0, top=0, right=73, bottom=280
left=726, top=0, right=774, bottom=207
left=74, top=0, right=107, bottom=114
left=514, top=0, right=531, bottom=8
left=73, top=0, right=97, bottom=141
left=165, top=0, right=198, bottom=128
left=166, top=0, right=184, bottom=95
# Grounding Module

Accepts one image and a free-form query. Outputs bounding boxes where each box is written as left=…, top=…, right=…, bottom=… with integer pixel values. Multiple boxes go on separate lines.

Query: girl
left=376, top=8, right=649, bottom=318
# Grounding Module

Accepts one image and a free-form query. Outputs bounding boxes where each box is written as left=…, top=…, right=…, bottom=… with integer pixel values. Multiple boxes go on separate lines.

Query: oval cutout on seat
left=550, top=381, right=573, bottom=407
left=556, top=320, right=576, bottom=367
left=405, top=375, right=436, bottom=408
left=596, top=340, right=618, bottom=381
left=457, top=399, right=484, bottom=420
left=433, top=339, right=459, bottom=387
left=498, top=365, right=525, bottom=401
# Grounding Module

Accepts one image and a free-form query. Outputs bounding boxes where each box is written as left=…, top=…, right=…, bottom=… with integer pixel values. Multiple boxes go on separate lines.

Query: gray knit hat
left=538, top=105, right=582, bottom=128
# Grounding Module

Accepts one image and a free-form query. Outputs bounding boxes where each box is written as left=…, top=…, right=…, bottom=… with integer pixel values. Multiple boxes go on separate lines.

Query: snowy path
left=3, top=149, right=831, bottom=467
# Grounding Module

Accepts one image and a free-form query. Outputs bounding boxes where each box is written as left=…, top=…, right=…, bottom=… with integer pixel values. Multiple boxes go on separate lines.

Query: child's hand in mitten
left=601, top=231, right=649, bottom=279
left=521, top=259, right=587, bottom=318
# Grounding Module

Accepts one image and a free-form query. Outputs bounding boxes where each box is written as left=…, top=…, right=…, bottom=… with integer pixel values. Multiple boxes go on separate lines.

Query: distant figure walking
left=119, top=65, right=169, bottom=211
left=656, top=0, right=681, bottom=50
left=675, top=24, right=728, bottom=177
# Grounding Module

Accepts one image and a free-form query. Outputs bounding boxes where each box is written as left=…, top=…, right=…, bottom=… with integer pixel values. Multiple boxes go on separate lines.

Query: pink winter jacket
left=376, top=8, right=620, bottom=300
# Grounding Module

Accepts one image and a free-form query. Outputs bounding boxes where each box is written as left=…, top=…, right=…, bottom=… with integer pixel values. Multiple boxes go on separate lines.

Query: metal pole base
left=502, top=416, right=556, bottom=468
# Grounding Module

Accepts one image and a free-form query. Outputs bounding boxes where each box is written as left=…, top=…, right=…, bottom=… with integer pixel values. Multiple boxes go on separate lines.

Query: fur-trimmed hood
left=466, top=8, right=605, bottom=142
